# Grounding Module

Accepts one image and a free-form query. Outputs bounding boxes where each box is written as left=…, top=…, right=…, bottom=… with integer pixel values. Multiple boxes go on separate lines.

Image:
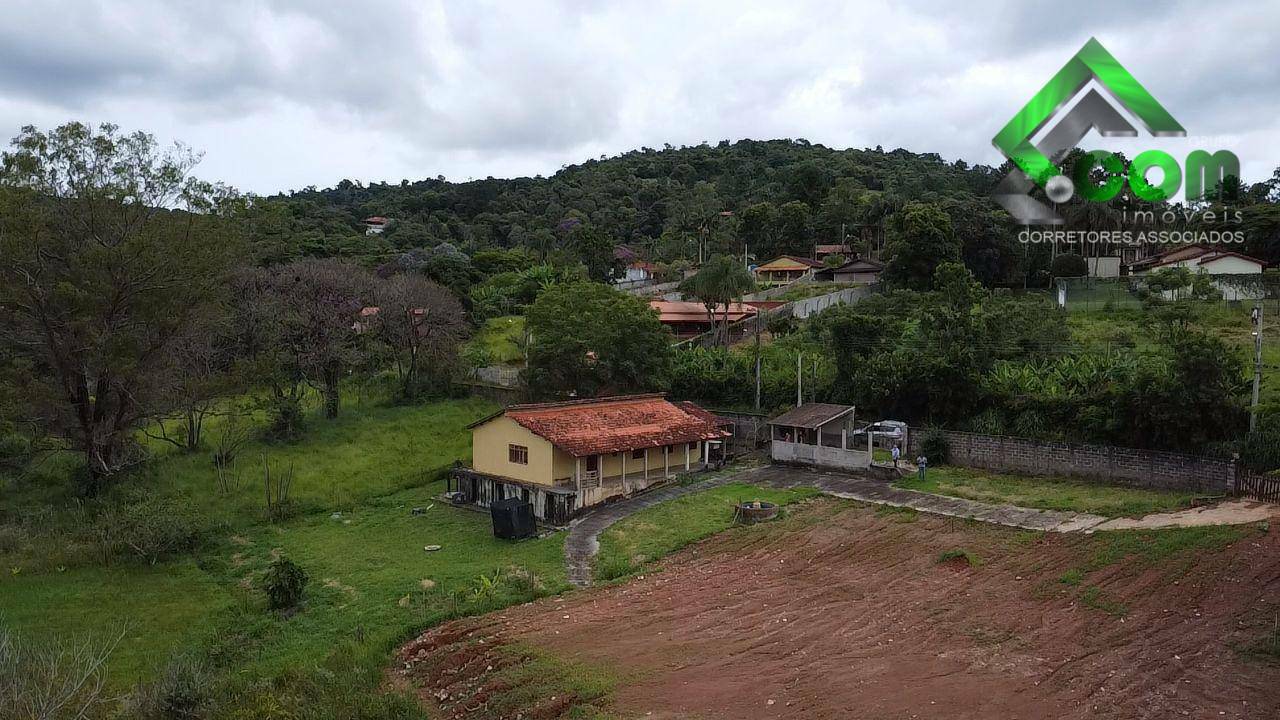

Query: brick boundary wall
left=907, top=428, right=1236, bottom=494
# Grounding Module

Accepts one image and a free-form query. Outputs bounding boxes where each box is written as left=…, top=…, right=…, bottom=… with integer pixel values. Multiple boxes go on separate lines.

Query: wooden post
left=643, top=449, right=649, bottom=480
left=664, top=446, right=670, bottom=478
left=575, top=456, right=581, bottom=491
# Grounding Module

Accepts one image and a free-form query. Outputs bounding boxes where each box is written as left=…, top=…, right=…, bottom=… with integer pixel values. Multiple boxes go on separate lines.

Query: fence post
left=1229, top=455, right=1240, bottom=497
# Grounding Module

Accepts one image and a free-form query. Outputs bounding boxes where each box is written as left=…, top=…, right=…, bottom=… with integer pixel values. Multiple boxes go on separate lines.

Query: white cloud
left=0, top=0, right=1275, bottom=193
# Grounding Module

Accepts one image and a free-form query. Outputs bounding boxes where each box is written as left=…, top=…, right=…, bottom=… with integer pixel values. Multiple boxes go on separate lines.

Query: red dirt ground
left=396, top=501, right=1280, bottom=719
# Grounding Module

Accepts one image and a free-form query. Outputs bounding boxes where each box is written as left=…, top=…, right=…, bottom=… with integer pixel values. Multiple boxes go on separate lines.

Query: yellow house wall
left=474, top=414, right=706, bottom=486
left=471, top=416, right=556, bottom=486
left=591, top=442, right=701, bottom=479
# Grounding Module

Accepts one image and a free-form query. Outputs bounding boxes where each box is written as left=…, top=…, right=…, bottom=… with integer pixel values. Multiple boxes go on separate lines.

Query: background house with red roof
left=1128, top=244, right=1267, bottom=300
left=648, top=299, right=758, bottom=339
left=753, top=255, right=824, bottom=285
left=363, top=216, right=391, bottom=235
left=454, top=394, right=730, bottom=523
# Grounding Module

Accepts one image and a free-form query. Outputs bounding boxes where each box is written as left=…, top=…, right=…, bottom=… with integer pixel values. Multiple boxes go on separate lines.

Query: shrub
left=766, top=314, right=796, bottom=337
left=263, top=396, right=304, bottom=442
left=92, top=493, right=205, bottom=565
left=936, top=548, right=979, bottom=566
left=0, top=432, right=29, bottom=470
left=262, top=556, right=309, bottom=611
left=1050, top=253, right=1088, bottom=278
left=123, top=654, right=215, bottom=720
left=1238, top=431, right=1280, bottom=473
left=0, top=625, right=119, bottom=720
left=917, top=428, right=949, bottom=464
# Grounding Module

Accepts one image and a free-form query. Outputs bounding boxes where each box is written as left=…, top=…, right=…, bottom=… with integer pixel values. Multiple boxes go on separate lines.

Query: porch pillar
left=575, top=456, right=581, bottom=492
left=816, top=425, right=823, bottom=447
left=621, top=451, right=627, bottom=492
left=664, top=446, right=670, bottom=478
left=643, top=449, right=649, bottom=479
left=703, top=441, right=709, bottom=466
left=685, top=443, right=691, bottom=471
left=842, top=426, right=847, bottom=450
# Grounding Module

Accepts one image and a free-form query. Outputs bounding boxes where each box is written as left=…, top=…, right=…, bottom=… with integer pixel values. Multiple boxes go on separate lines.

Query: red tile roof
left=363, top=216, right=390, bottom=224
left=483, top=394, right=730, bottom=457
left=1130, top=244, right=1267, bottom=271
left=648, top=300, right=757, bottom=324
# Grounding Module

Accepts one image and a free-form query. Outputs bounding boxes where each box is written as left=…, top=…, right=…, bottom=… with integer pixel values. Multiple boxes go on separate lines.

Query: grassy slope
left=467, top=315, right=526, bottom=365
left=144, top=395, right=495, bottom=526
left=1067, top=301, right=1280, bottom=411
left=0, top=395, right=557, bottom=693
left=896, top=465, right=1197, bottom=518
left=0, top=561, right=235, bottom=684
left=594, top=481, right=819, bottom=582
left=212, top=480, right=568, bottom=680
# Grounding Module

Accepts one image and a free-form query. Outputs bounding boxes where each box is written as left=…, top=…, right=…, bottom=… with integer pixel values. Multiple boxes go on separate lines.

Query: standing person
left=890, top=444, right=901, bottom=469
left=916, top=454, right=928, bottom=482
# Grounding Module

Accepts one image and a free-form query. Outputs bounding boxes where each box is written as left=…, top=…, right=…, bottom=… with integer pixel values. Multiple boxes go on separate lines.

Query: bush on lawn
left=917, top=428, right=950, bottom=464
left=262, top=556, right=309, bottom=611
left=123, top=653, right=215, bottom=720
left=91, top=492, right=206, bottom=566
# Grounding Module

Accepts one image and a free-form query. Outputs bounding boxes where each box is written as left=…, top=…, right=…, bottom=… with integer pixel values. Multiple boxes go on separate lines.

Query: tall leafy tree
left=525, top=282, right=672, bottom=399
left=567, top=222, right=621, bottom=282
left=679, top=255, right=756, bottom=345
left=0, top=122, right=243, bottom=491
left=880, top=202, right=960, bottom=290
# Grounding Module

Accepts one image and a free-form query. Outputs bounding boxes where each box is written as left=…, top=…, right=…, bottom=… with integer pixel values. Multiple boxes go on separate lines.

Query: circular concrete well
left=735, top=500, right=779, bottom=524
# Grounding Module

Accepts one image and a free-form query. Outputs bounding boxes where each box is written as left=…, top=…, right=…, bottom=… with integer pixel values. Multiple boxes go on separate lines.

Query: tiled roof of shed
left=768, top=403, right=855, bottom=429
left=494, top=394, right=730, bottom=457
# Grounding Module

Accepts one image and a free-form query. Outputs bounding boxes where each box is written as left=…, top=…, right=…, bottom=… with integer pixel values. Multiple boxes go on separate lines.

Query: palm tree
left=679, top=255, right=757, bottom=346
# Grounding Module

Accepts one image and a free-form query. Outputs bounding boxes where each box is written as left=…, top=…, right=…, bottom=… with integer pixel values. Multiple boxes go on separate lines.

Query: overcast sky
left=2, top=0, right=1275, bottom=195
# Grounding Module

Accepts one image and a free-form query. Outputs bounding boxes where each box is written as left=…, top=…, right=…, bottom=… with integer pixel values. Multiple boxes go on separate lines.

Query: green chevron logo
left=992, top=37, right=1239, bottom=224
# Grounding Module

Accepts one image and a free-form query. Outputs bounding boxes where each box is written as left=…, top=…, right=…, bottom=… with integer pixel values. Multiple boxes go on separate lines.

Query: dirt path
left=564, top=465, right=1107, bottom=586
left=1093, top=499, right=1280, bottom=531
left=401, top=501, right=1280, bottom=719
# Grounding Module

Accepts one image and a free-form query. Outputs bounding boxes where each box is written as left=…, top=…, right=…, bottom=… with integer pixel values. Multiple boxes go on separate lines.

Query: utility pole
left=754, top=311, right=762, bottom=411
left=1250, top=303, right=1264, bottom=432
left=796, top=352, right=803, bottom=407
left=811, top=356, right=818, bottom=404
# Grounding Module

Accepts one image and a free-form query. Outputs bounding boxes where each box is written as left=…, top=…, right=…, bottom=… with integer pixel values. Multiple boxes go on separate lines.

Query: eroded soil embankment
left=396, top=501, right=1280, bottom=719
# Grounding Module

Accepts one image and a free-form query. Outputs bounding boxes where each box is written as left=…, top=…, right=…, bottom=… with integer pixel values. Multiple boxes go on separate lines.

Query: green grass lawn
left=0, top=479, right=570, bottom=695
left=467, top=315, right=526, bottom=365
left=774, top=282, right=861, bottom=303
left=0, top=561, right=236, bottom=686
left=895, top=465, right=1197, bottom=518
left=211, top=481, right=569, bottom=680
left=593, top=482, right=819, bottom=582
left=0, top=390, right=580, bottom=719
left=1, top=395, right=497, bottom=575
left=143, top=395, right=496, bottom=527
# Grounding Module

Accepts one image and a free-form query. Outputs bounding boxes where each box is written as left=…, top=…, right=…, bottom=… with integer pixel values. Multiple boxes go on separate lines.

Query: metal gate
left=1237, top=471, right=1280, bottom=503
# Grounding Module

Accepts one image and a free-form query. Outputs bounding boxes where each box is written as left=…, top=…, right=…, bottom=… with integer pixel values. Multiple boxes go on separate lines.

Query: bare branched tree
left=370, top=274, right=467, bottom=401
left=0, top=623, right=125, bottom=720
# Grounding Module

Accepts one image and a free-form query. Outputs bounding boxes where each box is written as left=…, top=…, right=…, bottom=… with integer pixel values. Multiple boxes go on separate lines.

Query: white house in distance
left=1128, top=244, right=1268, bottom=300
left=363, top=216, right=391, bottom=235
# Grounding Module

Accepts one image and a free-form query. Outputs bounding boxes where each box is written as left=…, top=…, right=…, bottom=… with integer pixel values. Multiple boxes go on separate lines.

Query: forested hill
left=263, top=139, right=1031, bottom=284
